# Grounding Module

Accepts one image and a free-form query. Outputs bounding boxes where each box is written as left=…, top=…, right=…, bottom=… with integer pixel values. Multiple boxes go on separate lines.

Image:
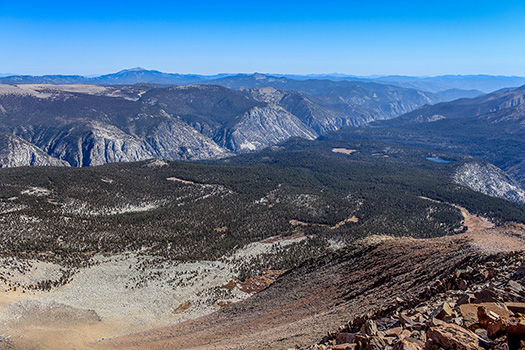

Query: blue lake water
left=426, top=156, right=452, bottom=163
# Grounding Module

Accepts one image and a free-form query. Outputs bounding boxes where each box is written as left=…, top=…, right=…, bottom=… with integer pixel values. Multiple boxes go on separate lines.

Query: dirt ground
left=1, top=208, right=523, bottom=350
left=100, top=221, right=525, bottom=350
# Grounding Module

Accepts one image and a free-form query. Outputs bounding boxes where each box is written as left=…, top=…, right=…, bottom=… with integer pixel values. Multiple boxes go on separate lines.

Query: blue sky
left=1, top=0, right=524, bottom=76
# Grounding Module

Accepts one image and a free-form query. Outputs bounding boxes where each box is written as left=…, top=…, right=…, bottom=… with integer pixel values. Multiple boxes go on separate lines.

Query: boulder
left=474, top=289, right=502, bottom=303
left=365, top=320, right=379, bottom=336
left=477, top=306, right=507, bottom=329
left=335, top=333, right=357, bottom=345
left=426, top=323, right=481, bottom=350
left=505, top=317, right=525, bottom=335
left=399, top=330, right=413, bottom=341
left=355, top=333, right=370, bottom=347
left=393, top=339, right=424, bottom=350
left=486, top=318, right=505, bottom=339
left=385, top=327, right=404, bottom=337
left=486, top=316, right=525, bottom=339
left=507, top=281, right=523, bottom=294
left=333, top=344, right=357, bottom=350
left=459, top=303, right=510, bottom=328
left=399, top=314, right=416, bottom=327
left=428, top=318, right=446, bottom=327
left=414, top=314, right=427, bottom=323
left=514, top=263, right=525, bottom=278
left=506, top=302, right=525, bottom=315
left=367, top=336, right=387, bottom=350
left=457, top=294, right=476, bottom=306
left=458, top=280, right=468, bottom=291
left=431, top=302, right=456, bottom=321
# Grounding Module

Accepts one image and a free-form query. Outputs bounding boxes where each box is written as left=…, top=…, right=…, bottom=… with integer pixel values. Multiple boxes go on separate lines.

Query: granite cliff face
left=324, top=84, right=525, bottom=191
left=139, top=85, right=316, bottom=153
left=454, top=162, right=525, bottom=205
left=0, top=78, right=475, bottom=168
left=0, top=133, right=69, bottom=167
left=14, top=120, right=227, bottom=167
left=215, top=105, right=317, bottom=152
left=244, top=87, right=372, bottom=134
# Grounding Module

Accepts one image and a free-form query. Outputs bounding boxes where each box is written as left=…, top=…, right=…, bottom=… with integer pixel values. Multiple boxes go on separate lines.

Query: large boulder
left=426, top=323, right=481, bottom=350
left=459, top=303, right=511, bottom=328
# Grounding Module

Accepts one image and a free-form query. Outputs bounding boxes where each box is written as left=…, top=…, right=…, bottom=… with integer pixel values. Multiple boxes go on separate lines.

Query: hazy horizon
left=1, top=68, right=525, bottom=79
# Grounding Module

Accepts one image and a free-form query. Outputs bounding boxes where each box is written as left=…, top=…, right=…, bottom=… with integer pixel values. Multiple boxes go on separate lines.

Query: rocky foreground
left=101, top=223, right=525, bottom=350
left=307, top=240, right=525, bottom=350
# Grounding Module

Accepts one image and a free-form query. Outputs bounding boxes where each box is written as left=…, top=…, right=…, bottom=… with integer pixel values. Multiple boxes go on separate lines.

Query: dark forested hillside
left=0, top=138, right=523, bottom=269
left=322, top=85, right=525, bottom=187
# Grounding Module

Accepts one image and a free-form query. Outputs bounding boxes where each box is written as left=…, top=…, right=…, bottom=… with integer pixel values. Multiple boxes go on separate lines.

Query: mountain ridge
left=322, top=83, right=525, bottom=189
left=0, top=81, right=445, bottom=167
left=2, top=68, right=524, bottom=93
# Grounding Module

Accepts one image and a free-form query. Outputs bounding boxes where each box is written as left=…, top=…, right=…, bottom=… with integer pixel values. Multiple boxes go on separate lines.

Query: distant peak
left=119, top=67, right=148, bottom=73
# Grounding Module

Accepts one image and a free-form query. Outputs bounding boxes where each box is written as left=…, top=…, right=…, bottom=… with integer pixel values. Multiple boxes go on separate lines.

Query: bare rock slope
left=103, top=223, right=525, bottom=350
left=455, top=162, right=525, bottom=205
left=0, top=132, right=69, bottom=167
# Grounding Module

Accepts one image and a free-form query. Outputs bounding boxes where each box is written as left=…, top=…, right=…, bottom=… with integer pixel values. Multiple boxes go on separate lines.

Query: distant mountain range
left=2, top=68, right=524, bottom=93
left=322, top=84, right=525, bottom=189
left=0, top=69, right=524, bottom=206
left=369, top=75, right=525, bottom=93
left=0, top=68, right=227, bottom=86
left=0, top=78, right=442, bottom=167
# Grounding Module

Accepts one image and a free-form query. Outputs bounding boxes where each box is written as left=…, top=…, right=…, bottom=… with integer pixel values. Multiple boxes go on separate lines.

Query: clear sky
left=1, top=0, right=524, bottom=76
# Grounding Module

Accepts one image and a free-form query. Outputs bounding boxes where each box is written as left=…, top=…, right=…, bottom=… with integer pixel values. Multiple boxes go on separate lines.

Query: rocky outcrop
left=0, top=132, right=69, bottom=167
left=217, top=105, right=317, bottom=152
left=142, top=85, right=318, bottom=153
left=245, top=87, right=375, bottom=134
left=306, top=233, right=525, bottom=350
left=426, top=323, right=480, bottom=350
left=21, top=120, right=228, bottom=167
left=454, top=162, right=525, bottom=205
left=144, top=119, right=229, bottom=160
left=102, top=225, right=525, bottom=350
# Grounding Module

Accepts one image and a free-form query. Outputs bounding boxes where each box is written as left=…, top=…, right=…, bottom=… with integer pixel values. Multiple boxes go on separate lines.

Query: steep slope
left=0, top=92, right=228, bottom=166
left=378, top=84, right=525, bottom=126
left=322, top=85, right=525, bottom=189
left=244, top=87, right=375, bottom=134
left=102, top=225, right=525, bottom=350
left=454, top=162, right=525, bottom=205
left=205, top=74, right=440, bottom=120
left=0, top=132, right=69, bottom=167
left=215, top=105, right=317, bottom=152
left=140, top=85, right=317, bottom=152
